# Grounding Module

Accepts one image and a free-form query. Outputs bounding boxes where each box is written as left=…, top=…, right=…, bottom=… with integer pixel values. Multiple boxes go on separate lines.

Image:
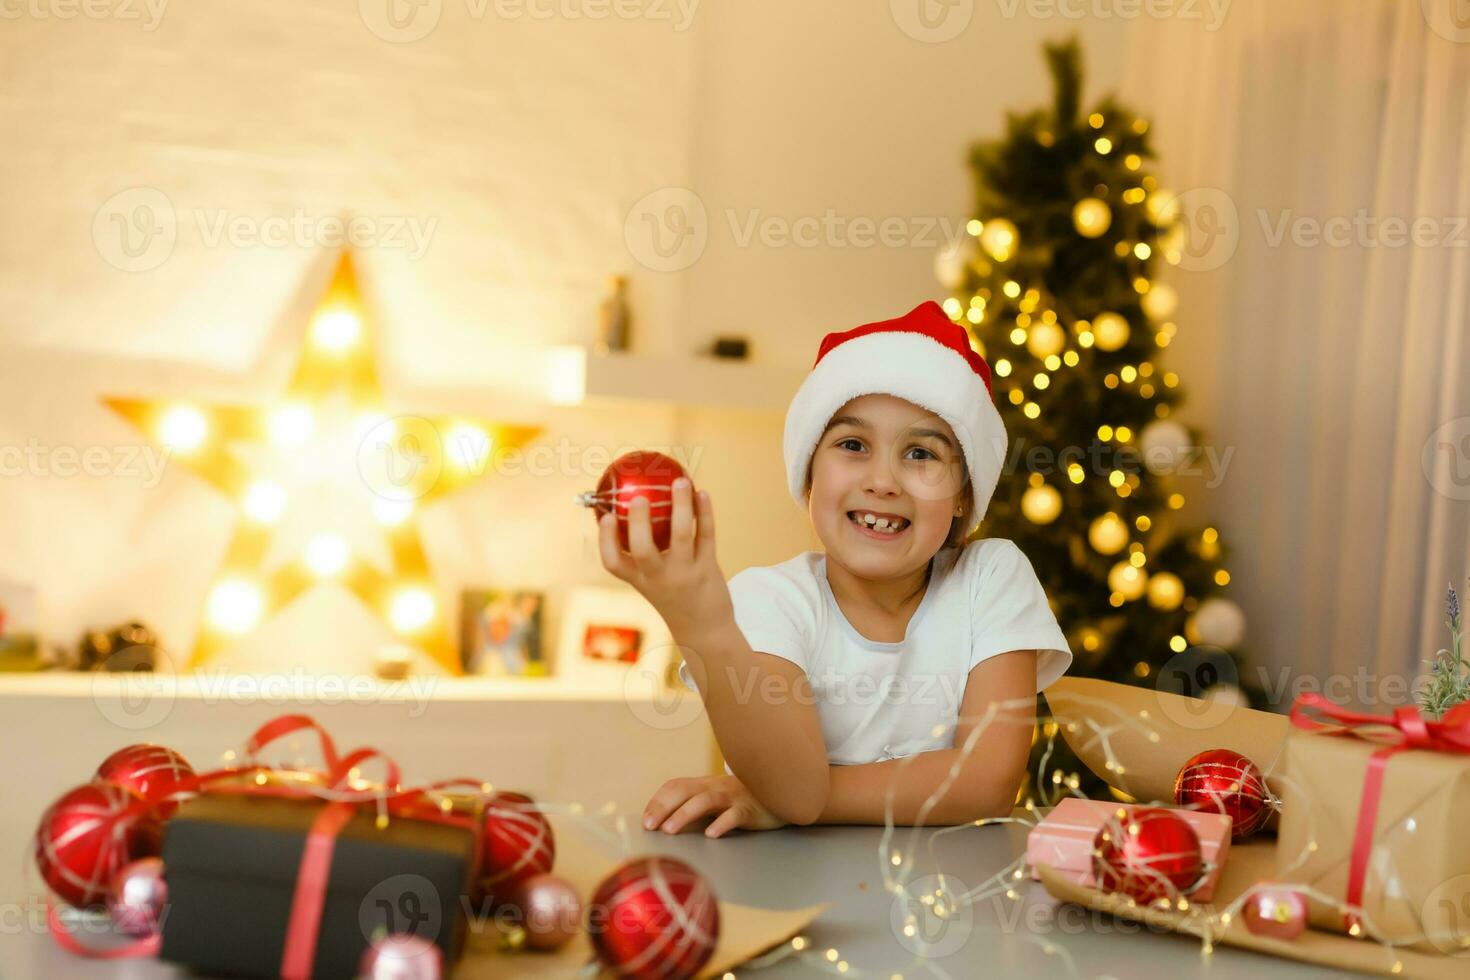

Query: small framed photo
left=459, top=589, right=546, bottom=676
left=557, top=586, right=675, bottom=686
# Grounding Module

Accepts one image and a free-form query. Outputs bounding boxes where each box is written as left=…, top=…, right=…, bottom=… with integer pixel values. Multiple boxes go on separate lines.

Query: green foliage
left=1417, top=583, right=1468, bottom=720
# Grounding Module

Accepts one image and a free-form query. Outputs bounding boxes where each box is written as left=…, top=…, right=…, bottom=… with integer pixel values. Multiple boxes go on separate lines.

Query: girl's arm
left=597, top=480, right=829, bottom=826
left=814, top=649, right=1038, bottom=826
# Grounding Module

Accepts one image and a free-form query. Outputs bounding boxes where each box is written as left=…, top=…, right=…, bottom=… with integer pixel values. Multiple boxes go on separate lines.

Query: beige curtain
left=1121, top=1, right=1470, bottom=704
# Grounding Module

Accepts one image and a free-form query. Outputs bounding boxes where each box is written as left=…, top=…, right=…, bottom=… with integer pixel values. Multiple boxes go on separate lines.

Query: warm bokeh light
left=269, top=404, right=315, bottom=447
left=304, top=533, right=350, bottom=578
left=372, top=497, right=414, bottom=527
left=243, top=481, right=287, bottom=524
left=158, top=405, right=208, bottom=454
left=310, top=309, right=362, bottom=351
left=447, top=423, right=493, bottom=472
left=389, top=587, right=436, bottom=633
left=207, top=579, right=263, bottom=634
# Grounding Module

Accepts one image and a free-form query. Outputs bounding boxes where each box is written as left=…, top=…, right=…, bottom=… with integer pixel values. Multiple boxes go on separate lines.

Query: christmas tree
left=935, top=38, right=1257, bottom=800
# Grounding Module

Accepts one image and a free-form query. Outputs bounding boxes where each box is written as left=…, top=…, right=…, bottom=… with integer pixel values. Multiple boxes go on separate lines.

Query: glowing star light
left=106, top=253, right=541, bottom=670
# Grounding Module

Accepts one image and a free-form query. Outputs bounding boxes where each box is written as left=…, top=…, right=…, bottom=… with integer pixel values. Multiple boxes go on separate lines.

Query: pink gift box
left=1026, top=797, right=1233, bottom=901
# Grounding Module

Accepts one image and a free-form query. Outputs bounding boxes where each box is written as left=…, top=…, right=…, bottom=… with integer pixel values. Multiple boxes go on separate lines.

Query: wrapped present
left=160, top=793, right=477, bottom=980
left=1027, top=797, right=1233, bottom=901
left=1276, top=694, right=1470, bottom=952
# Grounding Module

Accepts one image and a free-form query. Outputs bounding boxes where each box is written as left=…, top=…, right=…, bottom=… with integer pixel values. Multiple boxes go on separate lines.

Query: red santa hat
left=783, top=300, right=1007, bottom=538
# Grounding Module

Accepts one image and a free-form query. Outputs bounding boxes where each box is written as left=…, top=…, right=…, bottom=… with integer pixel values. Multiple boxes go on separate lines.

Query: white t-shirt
left=678, top=538, right=1072, bottom=767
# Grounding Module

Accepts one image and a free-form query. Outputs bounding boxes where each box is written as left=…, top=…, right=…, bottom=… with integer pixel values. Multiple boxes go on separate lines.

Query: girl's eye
left=836, top=437, right=863, bottom=451
left=907, top=447, right=938, bottom=461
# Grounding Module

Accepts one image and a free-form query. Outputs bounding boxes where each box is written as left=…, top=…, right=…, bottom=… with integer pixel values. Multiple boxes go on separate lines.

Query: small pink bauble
left=358, top=932, right=442, bottom=980
left=506, top=873, right=581, bottom=951
left=1242, top=885, right=1307, bottom=941
left=109, top=857, right=168, bottom=936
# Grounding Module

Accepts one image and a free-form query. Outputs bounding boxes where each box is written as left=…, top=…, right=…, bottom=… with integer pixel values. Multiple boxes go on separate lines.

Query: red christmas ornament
left=1092, top=807, right=1203, bottom=905
left=577, top=451, right=691, bottom=552
left=481, top=791, right=556, bottom=903
left=1241, top=884, right=1308, bottom=941
left=587, top=855, right=719, bottom=980
left=1173, top=748, right=1271, bottom=841
left=95, top=744, right=197, bottom=818
left=34, top=783, right=162, bottom=908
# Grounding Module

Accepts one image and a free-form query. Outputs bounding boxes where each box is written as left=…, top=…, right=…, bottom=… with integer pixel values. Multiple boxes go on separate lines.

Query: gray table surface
left=1, top=810, right=1360, bottom=980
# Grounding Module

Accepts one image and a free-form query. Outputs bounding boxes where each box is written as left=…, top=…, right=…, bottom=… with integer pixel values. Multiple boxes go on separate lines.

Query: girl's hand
left=597, top=478, right=734, bottom=641
left=643, top=774, right=789, bottom=838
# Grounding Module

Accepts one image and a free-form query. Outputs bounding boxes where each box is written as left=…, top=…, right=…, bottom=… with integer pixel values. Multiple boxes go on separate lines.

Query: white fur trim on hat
left=783, top=325, right=1007, bottom=539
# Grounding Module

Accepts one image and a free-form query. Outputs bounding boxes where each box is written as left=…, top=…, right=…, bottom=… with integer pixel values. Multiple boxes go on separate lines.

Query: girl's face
left=807, top=394, right=967, bottom=578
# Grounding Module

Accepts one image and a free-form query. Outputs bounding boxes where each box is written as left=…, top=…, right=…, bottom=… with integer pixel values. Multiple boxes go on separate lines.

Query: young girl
left=595, top=301, right=1072, bottom=837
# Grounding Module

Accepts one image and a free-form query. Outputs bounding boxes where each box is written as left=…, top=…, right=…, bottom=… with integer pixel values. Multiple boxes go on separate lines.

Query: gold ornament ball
left=1088, top=512, right=1130, bottom=555
left=1072, top=197, right=1112, bottom=238
left=1142, top=283, right=1178, bottom=321
left=979, top=218, right=1019, bottom=261
left=1108, top=561, right=1148, bottom=601
left=1146, top=572, right=1185, bottom=610
left=1092, top=312, right=1131, bottom=352
left=1026, top=321, right=1066, bottom=359
left=1021, top=485, right=1063, bottom=525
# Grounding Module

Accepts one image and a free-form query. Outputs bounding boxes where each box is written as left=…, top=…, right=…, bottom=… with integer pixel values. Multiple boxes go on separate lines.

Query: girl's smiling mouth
left=846, top=510, right=911, bottom=538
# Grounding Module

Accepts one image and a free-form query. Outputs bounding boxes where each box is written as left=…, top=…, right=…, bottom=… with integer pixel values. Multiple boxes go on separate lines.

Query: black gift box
left=160, top=792, right=478, bottom=980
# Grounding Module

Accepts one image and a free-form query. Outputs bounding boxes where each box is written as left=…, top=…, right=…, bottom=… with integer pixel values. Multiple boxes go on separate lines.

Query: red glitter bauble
left=95, top=744, right=197, bottom=818
left=1092, top=807, right=1203, bottom=905
left=481, top=791, right=556, bottom=903
left=34, top=783, right=162, bottom=908
left=1173, top=748, right=1271, bottom=841
left=579, top=451, right=690, bottom=552
left=587, top=855, right=719, bottom=980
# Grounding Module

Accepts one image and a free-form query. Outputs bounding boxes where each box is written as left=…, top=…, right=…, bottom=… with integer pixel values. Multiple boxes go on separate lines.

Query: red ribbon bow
left=1289, top=693, right=1470, bottom=933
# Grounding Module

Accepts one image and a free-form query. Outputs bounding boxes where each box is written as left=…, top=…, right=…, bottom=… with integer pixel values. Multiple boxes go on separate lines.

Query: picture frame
left=459, top=589, right=546, bottom=676
left=556, top=586, right=677, bottom=687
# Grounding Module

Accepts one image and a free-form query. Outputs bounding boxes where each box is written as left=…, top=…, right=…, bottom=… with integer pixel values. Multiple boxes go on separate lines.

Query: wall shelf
left=546, top=346, right=805, bottom=413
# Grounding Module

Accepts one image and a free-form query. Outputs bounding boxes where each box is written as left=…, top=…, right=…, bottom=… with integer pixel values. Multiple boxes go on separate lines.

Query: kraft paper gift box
left=1276, top=714, right=1470, bottom=952
left=1027, top=797, right=1234, bottom=901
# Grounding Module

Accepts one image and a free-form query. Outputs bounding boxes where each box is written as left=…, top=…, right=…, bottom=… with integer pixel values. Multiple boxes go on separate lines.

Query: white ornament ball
left=1139, top=420, right=1192, bottom=474
left=1193, top=597, right=1246, bottom=649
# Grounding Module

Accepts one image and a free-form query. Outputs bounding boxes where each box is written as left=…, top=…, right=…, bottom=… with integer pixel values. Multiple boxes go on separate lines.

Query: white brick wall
left=0, top=0, right=1129, bottom=671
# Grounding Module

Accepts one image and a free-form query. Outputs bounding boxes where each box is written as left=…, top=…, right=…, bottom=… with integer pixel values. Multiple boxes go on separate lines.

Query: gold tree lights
left=106, top=254, right=541, bottom=670
left=937, top=38, right=1250, bottom=716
